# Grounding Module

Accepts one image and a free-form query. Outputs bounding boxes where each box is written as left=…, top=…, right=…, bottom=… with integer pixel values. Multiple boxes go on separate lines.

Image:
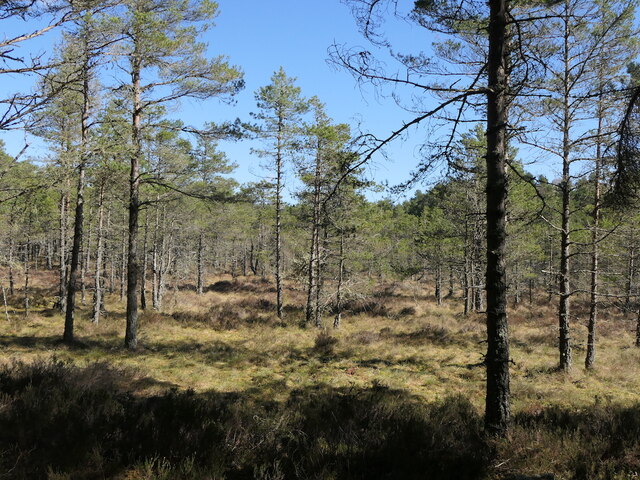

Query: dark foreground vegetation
left=0, top=358, right=638, bottom=480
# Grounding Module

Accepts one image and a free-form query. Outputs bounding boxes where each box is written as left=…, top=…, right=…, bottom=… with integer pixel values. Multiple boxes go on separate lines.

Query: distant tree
left=252, top=68, right=308, bottom=319
left=114, top=0, right=243, bottom=349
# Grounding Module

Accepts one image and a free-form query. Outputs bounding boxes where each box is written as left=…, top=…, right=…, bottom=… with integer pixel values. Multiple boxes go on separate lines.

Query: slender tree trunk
left=305, top=219, right=319, bottom=326
left=63, top=48, right=91, bottom=344
left=8, top=236, right=14, bottom=296
left=57, top=189, right=69, bottom=313
left=81, top=210, right=92, bottom=306
left=334, top=230, right=345, bottom=329
left=636, top=303, right=640, bottom=347
left=275, top=122, right=284, bottom=319
left=46, top=239, right=53, bottom=270
left=463, top=219, right=471, bottom=315
left=92, top=183, right=105, bottom=324
left=547, top=234, right=554, bottom=302
left=435, top=262, right=443, bottom=306
left=24, top=239, right=30, bottom=318
left=625, top=240, right=634, bottom=311
left=484, top=0, right=510, bottom=436
left=2, top=285, right=9, bottom=322
left=156, top=206, right=168, bottom=310
left=152, top=200, right=160, bottom=309
left=585, top=106, right=603, bottom=370
left=513, top=261, right=520, bottom=306
left=141, top=212, right=149, bottom=309
left=125, top=52, right=142, bottom=350
left=120, top=216, right=127, bottom=301
left=558, top=8, right=572, bottom=372
left=448, top=265, right=454, bottom=298
left=197, top=231, right=204, bottom=294
left=305, top=147, right=323, bottom=326
left=314, top=225, right=327, bottom=328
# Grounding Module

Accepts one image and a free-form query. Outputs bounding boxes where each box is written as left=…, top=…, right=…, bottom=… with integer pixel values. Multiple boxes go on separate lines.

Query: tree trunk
left=57, top=189, right=69, bottom=313
left=24, top=239, right=30, bottom=318
left=585, top=101, right=603, bottom=370
left=120, top=216, right=127, bottom=301
left=275, top=121, right=284, bottom=319
left=197, top=231, right=204, bottom=295
left=92, top=183, right=105, bottom=324
left=63, top=48, right=90, bottom=344
left=314, top=225, right=327, bottom=328
left=141, top=211, right=149, bottom=309
left=625, top=241, right=634, bottom=311
left=152, top=200, right=160, bottom=309
left=8, top=235, right=14, bottom=296
left=463, top=219, right=471, bottom=315
left=334, top=231, right=345, bottom=329
left=81, top=210, right=92, bottom=306
left=435, top=262, right=443, bottom=306
left=558, top=6, right=572, bottom=372
left=125, top=51, right=142, bottom=350
left=484, top=0, right=511, bottom=436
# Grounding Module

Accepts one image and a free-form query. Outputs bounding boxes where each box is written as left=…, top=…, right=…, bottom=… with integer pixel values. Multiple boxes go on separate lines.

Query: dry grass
left=2, top=271, right=639, bottom=414
left=5, top=271, right=640, bottom=478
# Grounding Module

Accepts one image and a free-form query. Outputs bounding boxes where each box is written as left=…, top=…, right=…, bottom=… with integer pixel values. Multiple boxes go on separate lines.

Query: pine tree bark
left=24, top=238, right=30, bottom=318
left=197, top=231, right=204, bottom=295
left=435, top=262, right=443, bottom=306
left=585, top=102, right=603, bottom=369
left=305, top=154, right=321, bottom=325
left=81, top=211, right=92, bottom=306
left=57, top=188, right=69, bottom=312
left=484, top=0, right=511, bottom=436
left=8, top=235, right=14, bottom=296
left=125, top=50, right=142, bottom=350
left=334, top=230, right=345, bottom=329
left=92, top=183, right=105, bottom=324
left=558, top=8, right=573, bottom=372
left=63, top=45, right=91, bottom=344
left=141, top=212, right=149, bottom=309
left=625, top=240, right=634, bottom=311
left=275, top=120, right=284, bottom=319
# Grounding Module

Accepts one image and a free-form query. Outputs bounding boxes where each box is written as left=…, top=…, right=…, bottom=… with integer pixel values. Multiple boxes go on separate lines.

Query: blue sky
left=0, top=0, right=464, bottom=201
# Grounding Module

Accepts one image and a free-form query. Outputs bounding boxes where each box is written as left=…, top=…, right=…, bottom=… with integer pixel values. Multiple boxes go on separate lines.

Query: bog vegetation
left=3, top=0, right=640, bottom=478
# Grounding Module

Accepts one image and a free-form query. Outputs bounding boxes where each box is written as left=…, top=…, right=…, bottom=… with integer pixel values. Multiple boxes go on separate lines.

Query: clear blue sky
left=0, top=0, right=460, bottom=201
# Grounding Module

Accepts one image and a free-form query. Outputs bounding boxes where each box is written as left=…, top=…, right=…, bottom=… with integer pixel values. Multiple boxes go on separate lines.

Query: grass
left=2, top=271, right=640, bottom=478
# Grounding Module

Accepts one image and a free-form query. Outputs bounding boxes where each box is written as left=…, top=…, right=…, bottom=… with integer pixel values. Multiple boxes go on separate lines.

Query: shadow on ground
left=0, top=359, right=639, bottom=479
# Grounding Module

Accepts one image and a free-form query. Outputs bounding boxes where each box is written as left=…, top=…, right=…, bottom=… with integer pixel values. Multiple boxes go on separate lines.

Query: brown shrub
left=172, top=303, right=275, bottom=330
left=398, top=306, right=417, bottom=317
left=342, top=298, right=389, bottom=317
left=393, top=325, right=456, bottom=346
left=347, top=330, right=381, bottom=345
left=313, top=332, right=339, bottom=357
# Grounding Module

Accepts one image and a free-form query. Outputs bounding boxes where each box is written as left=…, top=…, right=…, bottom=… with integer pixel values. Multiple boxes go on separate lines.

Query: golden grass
left=1, top=271, right=639, bottom=412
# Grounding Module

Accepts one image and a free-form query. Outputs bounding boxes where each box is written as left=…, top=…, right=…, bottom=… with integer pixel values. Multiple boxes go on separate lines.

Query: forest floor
left=2, top=271, right=640, bottom=479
